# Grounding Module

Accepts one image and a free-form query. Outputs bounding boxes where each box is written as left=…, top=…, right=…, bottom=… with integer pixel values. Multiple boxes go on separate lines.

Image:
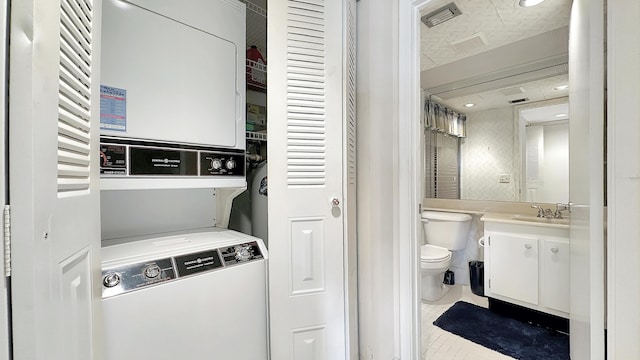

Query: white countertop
left=422, top=199, right=571, bottom=230
left=480, top=212, right=570, bottom=230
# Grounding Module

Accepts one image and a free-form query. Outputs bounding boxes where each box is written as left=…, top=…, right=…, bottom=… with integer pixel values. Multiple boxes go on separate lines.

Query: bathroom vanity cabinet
left=482, top=217, right=570, bottom=318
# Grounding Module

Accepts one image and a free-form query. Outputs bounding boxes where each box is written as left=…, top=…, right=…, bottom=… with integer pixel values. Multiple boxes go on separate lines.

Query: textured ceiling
left=432, top=73, right=569, bottom=113
left=421, top=0, right=572, bottom=113
left=420, top=0, right=572, bottom=71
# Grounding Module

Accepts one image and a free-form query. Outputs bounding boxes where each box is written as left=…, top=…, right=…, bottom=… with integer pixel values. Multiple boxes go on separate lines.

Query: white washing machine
left=101, top=228, right=269, bottom=360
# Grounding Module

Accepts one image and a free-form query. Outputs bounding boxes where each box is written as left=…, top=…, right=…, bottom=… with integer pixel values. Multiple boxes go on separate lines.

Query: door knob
left=551, top=247, right=559, bottom=253
left=524, top=244, right=532, bottom=250
left=331, top=197, right=340, bottom=207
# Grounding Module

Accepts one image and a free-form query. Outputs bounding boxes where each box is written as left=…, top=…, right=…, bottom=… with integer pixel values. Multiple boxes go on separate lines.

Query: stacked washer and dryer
left=99, top=1, right=269, bottom=359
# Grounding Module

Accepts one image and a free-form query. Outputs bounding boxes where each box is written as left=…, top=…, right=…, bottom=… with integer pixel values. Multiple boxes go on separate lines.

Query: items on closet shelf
left=246, top=45, right=266, bottom=90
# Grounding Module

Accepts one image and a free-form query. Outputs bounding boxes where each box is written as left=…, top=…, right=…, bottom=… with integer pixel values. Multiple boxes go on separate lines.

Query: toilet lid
left=421, top=211, right=472, bottom=221
left=421, top=244, right=451, bottom=262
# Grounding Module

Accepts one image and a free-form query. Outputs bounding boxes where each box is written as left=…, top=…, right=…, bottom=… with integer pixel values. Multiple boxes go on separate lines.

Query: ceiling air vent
left=421, top=2, right=462, bottom=28
left=500, top=86, right=526, bottom=97
left=450, top=32, right=488, bottom=53
left=508, top=98, right=530, bottom=104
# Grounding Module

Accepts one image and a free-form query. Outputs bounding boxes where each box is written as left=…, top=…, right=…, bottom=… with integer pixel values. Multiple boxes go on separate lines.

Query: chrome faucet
left=531, top=204, right=554, bottom=218
left=531, top=205, right=546, bottom=218
left=554, top=203, right=571, bottom=219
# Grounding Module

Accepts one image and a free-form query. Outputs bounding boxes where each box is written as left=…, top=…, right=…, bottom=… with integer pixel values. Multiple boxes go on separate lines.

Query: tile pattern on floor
left=421, top=285, right=515, bottom=360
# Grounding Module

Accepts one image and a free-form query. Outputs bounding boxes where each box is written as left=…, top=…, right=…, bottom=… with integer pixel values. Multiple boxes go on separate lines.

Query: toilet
left=421, top=211, right=472, bottom=301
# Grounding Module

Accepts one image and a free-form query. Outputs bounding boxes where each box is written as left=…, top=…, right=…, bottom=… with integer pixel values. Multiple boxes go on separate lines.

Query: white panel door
left=487, top=233, right=539, bottom=305
left=9, top=0, right=102, bottom=359
left=542, top=240, right=570, bottom=313
left=568, top=0, right=605, bottom=359
left=267, top=0, right=356, bottom=359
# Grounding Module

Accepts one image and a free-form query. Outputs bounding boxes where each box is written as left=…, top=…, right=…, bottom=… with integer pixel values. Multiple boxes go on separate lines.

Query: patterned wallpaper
left=460, top=107, right=520, bottom=201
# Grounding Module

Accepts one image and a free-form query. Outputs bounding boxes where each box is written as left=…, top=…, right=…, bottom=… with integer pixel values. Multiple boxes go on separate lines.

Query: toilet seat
left=420, top=244, right=451, bottom=263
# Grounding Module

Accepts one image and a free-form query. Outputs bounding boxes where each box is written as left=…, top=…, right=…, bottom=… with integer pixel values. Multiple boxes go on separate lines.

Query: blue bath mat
left=433, top=301, right=569, bottom=360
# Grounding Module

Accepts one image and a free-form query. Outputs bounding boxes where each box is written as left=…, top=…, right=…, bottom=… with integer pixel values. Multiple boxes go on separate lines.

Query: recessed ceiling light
left=555, top=113, right=568, bottom=117
left=553, top=85, right=569, bottom=91
left=519, top=0, right=545, bottom=7
left=464, top=103, right=475, bottom=108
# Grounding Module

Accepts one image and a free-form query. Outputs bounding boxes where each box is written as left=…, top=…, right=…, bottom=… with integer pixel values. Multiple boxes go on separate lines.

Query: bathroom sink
left=507, top=214, right=570, bottom=226
left=481, top=212, right=570, bottom=229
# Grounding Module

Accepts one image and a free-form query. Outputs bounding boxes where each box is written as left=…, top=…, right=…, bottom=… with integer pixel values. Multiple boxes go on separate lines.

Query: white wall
left=607, top=0, right=640, bottom=358
left=100, top=189, right=218, bottom=240
left=461, top=107, right=520, bottom=201
left=356, top=0, right=399, bottom=359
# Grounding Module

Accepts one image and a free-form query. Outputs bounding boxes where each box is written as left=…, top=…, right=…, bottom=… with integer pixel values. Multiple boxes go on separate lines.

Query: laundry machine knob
left=225, top=158, right=236, bottom=170
left=143, top=265, right=161, bottom=279
left=103, top=272, right=121, bottom=288
left=235, top=246, right=252, bottom=262
left=210, top=158, right=223, bottom=170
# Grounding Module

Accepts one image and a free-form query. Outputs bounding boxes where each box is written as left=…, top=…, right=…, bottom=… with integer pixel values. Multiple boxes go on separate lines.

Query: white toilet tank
left=421, top=211, right=472, bottom=250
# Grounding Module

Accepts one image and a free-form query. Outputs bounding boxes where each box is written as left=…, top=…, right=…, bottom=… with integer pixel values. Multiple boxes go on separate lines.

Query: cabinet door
left=542, top=240, right=570, bottom=313
left=488, top=233, right=539, bottom=305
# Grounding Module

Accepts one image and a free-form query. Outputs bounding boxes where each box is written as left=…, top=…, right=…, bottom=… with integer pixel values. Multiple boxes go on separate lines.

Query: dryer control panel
left=101, top=241, right=263, bottom=298
left=100, top=137, right=245, bottom=178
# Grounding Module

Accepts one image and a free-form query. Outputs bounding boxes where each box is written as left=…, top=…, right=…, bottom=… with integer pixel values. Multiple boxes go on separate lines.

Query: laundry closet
left=7, top=0, right=358, bottom=357
left=98, top=0, right=269, bottom=358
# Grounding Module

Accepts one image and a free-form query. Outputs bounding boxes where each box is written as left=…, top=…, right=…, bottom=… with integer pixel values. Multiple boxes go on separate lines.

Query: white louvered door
left=267, top=0, right=357, bottom=358
left=9, top=0, right=102, bottom=359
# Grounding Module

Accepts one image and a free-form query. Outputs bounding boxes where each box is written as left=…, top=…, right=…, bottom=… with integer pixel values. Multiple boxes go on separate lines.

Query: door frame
left=0, top=0, right=10, bottom=357
left=515, top=97, right=570, bottom=204
left=397, top=0, right=616, bottom=358
left=397, top=0, right=432, bottom=358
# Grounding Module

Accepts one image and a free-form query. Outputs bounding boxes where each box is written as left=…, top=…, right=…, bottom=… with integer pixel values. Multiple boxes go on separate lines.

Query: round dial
left=225, top=158, right=236, bottom=170
left=103, top=272, right=121, bottom=288
left=234, top=246, right=252, bottom=262
left=143, top=265, right=161, bottom=279
left=210, top=158, right=223, bottom=170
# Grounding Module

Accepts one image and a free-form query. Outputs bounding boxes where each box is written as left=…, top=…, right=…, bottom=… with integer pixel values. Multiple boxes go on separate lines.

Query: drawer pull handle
left=525, top=244, right=532, bottom=250
left=551, top=247, right=559, bottom=254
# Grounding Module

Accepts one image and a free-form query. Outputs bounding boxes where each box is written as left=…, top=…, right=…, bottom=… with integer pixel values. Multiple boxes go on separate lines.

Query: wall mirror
left=420, top=0, right=572, bottom=204
left=518, top=99, right=569, bottom=203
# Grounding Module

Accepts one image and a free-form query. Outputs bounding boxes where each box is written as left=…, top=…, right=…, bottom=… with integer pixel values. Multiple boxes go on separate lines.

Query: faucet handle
left=554, top=202, right=572, bottom=219
left=556, top=202, right=571, bottom=213
left=531, top=205, right=545, bottom=218
left=544, top=208, right=554, bottom=218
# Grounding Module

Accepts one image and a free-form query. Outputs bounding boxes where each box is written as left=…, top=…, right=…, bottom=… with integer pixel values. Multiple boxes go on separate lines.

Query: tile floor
left=421, top=284, right=515, bottom=360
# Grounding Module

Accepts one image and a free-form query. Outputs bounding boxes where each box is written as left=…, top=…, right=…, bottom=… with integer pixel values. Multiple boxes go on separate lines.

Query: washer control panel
left=101, top=258, right=176, bottom=299
left=102, top=241, right=264, bottom=298
left=219, top=242, right=263, bottom=266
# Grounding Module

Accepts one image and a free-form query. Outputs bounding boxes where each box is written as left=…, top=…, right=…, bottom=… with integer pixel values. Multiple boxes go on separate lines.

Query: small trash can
left=469, top=261, right=486, bottom=297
